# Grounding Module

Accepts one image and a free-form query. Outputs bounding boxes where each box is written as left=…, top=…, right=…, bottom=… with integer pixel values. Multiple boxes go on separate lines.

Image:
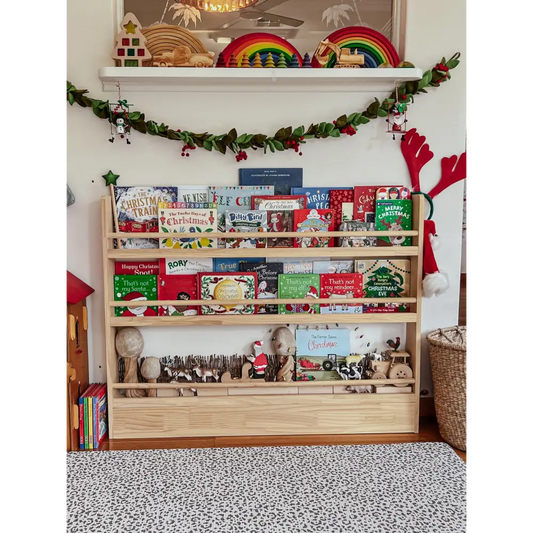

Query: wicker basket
left=427, top=326, right=466, bottom=451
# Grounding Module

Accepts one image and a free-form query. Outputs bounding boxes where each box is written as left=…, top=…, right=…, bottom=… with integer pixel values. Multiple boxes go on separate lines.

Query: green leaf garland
left=67, top=54, right=460, bottom=159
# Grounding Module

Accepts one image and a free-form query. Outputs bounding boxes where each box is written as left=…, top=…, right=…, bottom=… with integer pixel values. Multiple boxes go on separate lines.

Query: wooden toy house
left=67, top=271, right=94, bottom=451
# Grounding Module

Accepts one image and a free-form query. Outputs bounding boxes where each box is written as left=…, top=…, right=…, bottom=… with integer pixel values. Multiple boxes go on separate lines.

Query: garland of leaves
left=67, top=53, right=459, bottom=161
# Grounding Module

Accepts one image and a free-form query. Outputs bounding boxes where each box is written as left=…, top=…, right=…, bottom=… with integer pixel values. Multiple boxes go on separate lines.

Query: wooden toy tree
left=240, top=53, right=251, bottom=68
left=215, top=52, right=227, bottom=68
left=112, top=13, right=152, bottom=67
left=276, top=54, right=288, bottom=68
left=228, top=54, right=238, bottom=68
left=264, top=52, right=276, bottom=68
left=302, top=53, right=312, bottom=68
left=252, top=53, right=263, bottom=68
left=289, top=53, right=300, bottom=68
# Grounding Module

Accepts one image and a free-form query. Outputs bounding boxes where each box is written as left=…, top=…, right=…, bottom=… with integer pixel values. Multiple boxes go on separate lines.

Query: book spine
left=93, top=387, right=99, bottom=450
left=78, top=395, right=84, bottom=450
left=88, top=394, right=93, bottom=450
left=84, top=396, right=89, bottom=449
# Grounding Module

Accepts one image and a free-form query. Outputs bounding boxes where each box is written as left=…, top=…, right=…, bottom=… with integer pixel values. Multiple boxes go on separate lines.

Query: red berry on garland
left=300, top=137, right=304, bottom=141
left=186, top=153, right=189, bottom=157
left=181, top=153, right=185, bottom=157
left=299, top=152, right=302, bottom=156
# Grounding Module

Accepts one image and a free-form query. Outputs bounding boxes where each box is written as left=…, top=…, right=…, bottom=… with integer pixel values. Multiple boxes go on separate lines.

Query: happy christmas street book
left=293, top=209, right=335, bottom=248
left=160, top=258, right=213, bottom=276
left=114, top=275, right=158, bottom=317
left=209, top=186, right=274, bottom=247
left=158, top=202, right=217, bottom=250
left=290, top=187, right=352, bottom=209
left=225, top=210, right=268, bottom=249
left=357, top=259, right=410, bottom=312
left=157, top=275, right=198, bottom=316
left=375, top=200, right=412, bottom=246
left=198, top=272, right=257, bottom=315
left=240, top=262, right=283, bottom=314
left=319, top=273, right=363, bottom=314
left=239, top=168, right=303, bottom=195
left=114, top=186, right=177, bottom=249
left=278, top=274, right=320, bottom=315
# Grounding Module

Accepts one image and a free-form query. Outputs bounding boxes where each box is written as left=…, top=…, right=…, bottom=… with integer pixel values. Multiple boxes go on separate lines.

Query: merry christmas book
left=113, top=275, right=158, bottom=317
left=375, top=200, right=412, bottom=246
left=157, top=275, right=198, bottom=316
left=278, top=274, right=320, bottom=315
left=197, top=272, right=257, bottom=315
left=319, top=273, right=363, bottom=314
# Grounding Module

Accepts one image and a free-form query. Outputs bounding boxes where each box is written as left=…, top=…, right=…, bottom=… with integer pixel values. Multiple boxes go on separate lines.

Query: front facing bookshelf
left=101, top=195, right=424, bottom=439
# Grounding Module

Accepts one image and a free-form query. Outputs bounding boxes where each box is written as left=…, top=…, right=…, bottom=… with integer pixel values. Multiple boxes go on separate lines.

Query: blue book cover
left=239, top=168, right=303, bottom=195
left=214, top=257, right=265, bottom=272
left=290, top=187, right=352, bottom=209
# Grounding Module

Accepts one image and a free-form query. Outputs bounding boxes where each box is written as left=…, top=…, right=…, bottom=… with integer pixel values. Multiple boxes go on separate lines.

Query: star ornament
left=102, top=170, right=120, bottom=186
left=124, top=20, right=137, bottom=34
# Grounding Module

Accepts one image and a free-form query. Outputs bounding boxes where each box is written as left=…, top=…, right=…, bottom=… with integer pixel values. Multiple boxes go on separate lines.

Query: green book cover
left=278, top=274, right=320, bottom=314
left=114, top=275, right=158, bottom=317
left=375, top=200, right=412, bottom=246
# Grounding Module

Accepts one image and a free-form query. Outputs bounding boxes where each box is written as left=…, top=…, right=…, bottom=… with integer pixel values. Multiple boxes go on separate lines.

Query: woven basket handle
left=438, top=327, right=465, bottom=345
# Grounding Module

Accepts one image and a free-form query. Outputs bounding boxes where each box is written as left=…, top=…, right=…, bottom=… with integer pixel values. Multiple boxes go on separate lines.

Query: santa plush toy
left=421, top=219, right=449, bottom=297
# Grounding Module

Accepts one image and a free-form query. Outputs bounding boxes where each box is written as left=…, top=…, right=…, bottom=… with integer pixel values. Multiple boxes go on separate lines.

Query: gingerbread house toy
left=112, top=13, right=152, bottom=67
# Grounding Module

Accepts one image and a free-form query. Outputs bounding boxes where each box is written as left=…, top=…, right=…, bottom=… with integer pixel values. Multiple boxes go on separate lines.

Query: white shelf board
left=98, top=67, right=423, bottom=93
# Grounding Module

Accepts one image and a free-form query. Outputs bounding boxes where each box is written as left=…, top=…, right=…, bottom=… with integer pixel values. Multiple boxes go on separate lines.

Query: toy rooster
left=386, top=337, right=401, bottom=351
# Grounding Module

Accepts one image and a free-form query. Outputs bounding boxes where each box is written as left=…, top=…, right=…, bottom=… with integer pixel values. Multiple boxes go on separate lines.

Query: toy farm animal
left=191, top=365, right=220, bottom=382
left=153, top=46, right=215, bottom=67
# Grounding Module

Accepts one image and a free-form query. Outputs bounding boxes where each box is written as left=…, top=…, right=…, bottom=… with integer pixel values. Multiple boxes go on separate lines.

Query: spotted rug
left=67, top=441, right=466, bottom=533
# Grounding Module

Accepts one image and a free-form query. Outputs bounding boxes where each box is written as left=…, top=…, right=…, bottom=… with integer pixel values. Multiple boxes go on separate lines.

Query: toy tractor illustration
left=153, top=46, right=215, bottom=68
left=371, top=351, right=413, bottom=387
left=313, top=40, right=365, bottom=68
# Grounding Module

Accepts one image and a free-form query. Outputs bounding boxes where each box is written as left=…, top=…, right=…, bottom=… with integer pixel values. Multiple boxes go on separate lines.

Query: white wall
left=67, top=0, right=465, bottom=393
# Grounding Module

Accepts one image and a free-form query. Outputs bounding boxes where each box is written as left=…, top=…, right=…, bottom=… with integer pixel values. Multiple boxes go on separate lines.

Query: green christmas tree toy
left=252, top=53, right=263, bottom=68
left=228, top=54, right=238, bottom=68
left=240, top=53, right=251, bottom=68
left=302, top=53, right=312, bottom=68
left=289, top=53, right=300, bottom=68
left=276, top=54, right=288, bottom=68
left=264, top=52, right=276, bottom=68
left=215, top=52, right=227, bottom=68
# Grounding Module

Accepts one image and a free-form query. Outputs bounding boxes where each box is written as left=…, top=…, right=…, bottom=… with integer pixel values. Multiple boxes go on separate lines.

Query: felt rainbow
left=312, top=26, right=400, bottom=68
left=221, top=33, right=302, bottom=66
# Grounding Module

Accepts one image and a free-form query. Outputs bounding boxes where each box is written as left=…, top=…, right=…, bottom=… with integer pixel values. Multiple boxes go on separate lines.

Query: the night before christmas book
left=240, top=262, right=283, bottom=314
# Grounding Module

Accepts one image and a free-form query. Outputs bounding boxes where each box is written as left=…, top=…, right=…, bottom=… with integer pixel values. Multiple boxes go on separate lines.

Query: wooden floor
left=83, top=279, right=467, bottom=462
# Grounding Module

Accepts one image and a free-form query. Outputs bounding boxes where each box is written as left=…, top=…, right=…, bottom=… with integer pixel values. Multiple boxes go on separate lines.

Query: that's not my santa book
left=198, top=272, right=257, bottom=315
left=114, top=275, right=158, bottom=317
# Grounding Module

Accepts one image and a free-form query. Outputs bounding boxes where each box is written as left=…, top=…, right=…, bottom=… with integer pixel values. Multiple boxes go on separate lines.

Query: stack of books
left=78, top=383, right=107, bottom=450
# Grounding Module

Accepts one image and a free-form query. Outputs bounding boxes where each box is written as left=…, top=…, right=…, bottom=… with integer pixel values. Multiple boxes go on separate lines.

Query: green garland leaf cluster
left=67, top=53, right=459, bottom=157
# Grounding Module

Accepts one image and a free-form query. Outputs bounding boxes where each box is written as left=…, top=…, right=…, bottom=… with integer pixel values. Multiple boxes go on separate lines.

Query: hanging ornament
left=109, top=82, right=133, bottom=145
left=386, top=83, right=409, bottom=140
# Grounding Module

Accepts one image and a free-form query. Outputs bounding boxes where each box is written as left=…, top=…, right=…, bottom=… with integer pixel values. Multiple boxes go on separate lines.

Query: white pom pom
left=422, top=272, right=449, bottom=298
left=429, top=233, right=441, bottom=250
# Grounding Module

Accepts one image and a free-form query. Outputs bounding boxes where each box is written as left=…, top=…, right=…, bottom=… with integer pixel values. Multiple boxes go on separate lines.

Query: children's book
left=329, top=189, right=354, bottom=229
left=214, top=258, right=264, bottom=272
left=79, top=384, right=97, bottom=450
left=95, top=385, right=108, bottom=449
left=293, top=208, right=335, bottom=248
left=114, top=186, right=177, bottom=249
left=115, top=262, right=159, bottom=275
left=239, top=168, right=303, bottom=195
left=159, top=258, right=213, bottom=276
left=269, top=257, right=321, bottom=274
left=114, top=275, right=158, bottom=317
left=91, top=384, right=105, bottom=450
left=178, top=185, right=209, bottom=204
left=278, top=274, right=320, bottom=314
left=338, top=221, right=377, bottom=248
left=353, top=186, right=377, bottom=222
left=251, top=195, right=307, bottom=211
left=157, top=275, right=198, bottom=316
left=319, top=273, right=364, bottom=314
left=375, top=186, right=410, bottom=200
left=225, top=210, right=268, bottom=249
left=198, top=272, right=257, bottom=315
left=342, top=203, right=354, bottom=222
left=375, top=200, right=413, bottom=246
left=209, top=186, right=274, bottom=247
left=240, top=262, right=283, bottom=314
left=312, top=261, right=354, bottom=274
left=290, top=187, right=352, bottom=209
left=158, top=202, right=217, bottom=249
left=357, top=259, right=410, bottom=312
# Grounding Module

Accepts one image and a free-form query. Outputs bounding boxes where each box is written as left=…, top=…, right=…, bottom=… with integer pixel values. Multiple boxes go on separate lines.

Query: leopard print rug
left=67, top=442, right=466, bottom=532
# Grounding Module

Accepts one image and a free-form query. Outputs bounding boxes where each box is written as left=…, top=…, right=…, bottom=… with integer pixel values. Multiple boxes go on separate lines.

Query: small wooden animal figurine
left=386, top=337, right=401, bottom=351
left=221, top=362, right=253, bottom=383
left=164, top=366, right=192, bottom=382
left=140, top=357, right=161, bottom=397
left=191, top=364, right=220, bottom=382
left=112, top=13, right=152, bottom=67
left=271, top=327, right=295, bottom=382
left=246, top=341, right=267, bottom=380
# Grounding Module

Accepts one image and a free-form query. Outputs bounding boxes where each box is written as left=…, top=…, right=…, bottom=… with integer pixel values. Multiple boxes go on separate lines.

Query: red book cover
left=251, top=195, right=307, bottom=210
left=329, top=189, right=354, bottom=229
left=319, top=273, right=364, bottom=314
left=293, top=209, right=335, bottom=248
left=157, top=275, right=198, bottom=316
left=197, top=272, right=258, bottom=315
left=115, top=262, right=159, bottom=275
left=353, top=186, right=378, bottom=222
left=92, top=384, right=106, bottom=449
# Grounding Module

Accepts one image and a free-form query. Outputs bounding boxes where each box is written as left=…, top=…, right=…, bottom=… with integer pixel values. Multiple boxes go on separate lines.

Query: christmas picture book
left=239, top=168, right=303, bottom=195
left=177, top=186, right=209, bottom=204
left=225, top=210, right=268, bottom=249
left=312, top=261, right=354, bottom=274
left=375, top=186, right=410, bottom=201
left=157, top=275, right=198, bottom=316
left=375, top=200, right=413, bottom=246
left=240, top=262, right=283, bottom=314
left=338, top=221, right=377, bottom=248
left=289, top=187, right=352, bottom=209
left=251, top=195, right=307, bottom=211
left=319, top=273, right=364, bottom=314
left=159, top=258, right=213, bottom=276
left=278, top=274, right=320, bottom=314
left=113, top=275, right=158, bottom=317
left=357, top=259, right=410, bottom=312
left=158, top=202, right=217, bottom=249
left=198, top=272, right=257, bottom=315
left=353, top=186, right=377, bottom=223
left=293, top=209, right=335, bottom=248
left=213, top=257, right=264, bottom=272
left=266, top=257, right=320, bottom=274
left=114, top=186, right=177, bottom=249
left=115, top=262, right=159, bottom=275
left=329, top=189, right=354, bottom=229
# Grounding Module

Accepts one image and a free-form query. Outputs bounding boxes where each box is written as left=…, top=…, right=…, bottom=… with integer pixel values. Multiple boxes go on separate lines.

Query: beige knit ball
left=115, top=327, right=144, bottom=359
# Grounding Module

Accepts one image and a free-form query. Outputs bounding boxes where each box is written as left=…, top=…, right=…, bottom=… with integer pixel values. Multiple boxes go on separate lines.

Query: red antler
left=401, top=128, right=434, bottom=192
left=427, top=152, right=467, bottom=199
left=381, top=220, right=392, bottom=228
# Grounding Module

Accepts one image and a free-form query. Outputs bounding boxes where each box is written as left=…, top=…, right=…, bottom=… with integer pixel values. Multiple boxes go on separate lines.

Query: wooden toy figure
left=271, top=327, right=295, bottom=382
left=246, top=340, right=267, bottom=380
left=141, top=357, right=161, bottom=397
left=115, top=327, right=145, bottom=398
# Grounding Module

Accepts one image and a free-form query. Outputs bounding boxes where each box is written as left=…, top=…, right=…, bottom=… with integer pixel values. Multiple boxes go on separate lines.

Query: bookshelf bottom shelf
left=110, top=393, right=417, bottom=438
